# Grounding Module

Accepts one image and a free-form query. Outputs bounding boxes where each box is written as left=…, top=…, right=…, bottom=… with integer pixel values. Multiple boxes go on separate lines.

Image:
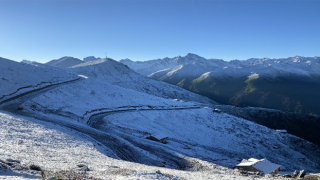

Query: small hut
left=236, top=158, right=281, bottom=174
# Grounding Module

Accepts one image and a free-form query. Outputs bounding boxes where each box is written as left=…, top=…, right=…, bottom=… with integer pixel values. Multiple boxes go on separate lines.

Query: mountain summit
left=46, top=56, right=83, bottom=68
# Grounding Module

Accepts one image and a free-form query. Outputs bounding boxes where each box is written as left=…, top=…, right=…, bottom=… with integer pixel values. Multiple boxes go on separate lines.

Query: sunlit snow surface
left=0, top=111, right=278, bottom=180
left=0, top=58, right=77, bottom=101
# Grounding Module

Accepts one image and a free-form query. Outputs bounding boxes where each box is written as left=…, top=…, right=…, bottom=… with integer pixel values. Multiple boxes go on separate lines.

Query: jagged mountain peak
left=185, top=53, right=203, bottom=58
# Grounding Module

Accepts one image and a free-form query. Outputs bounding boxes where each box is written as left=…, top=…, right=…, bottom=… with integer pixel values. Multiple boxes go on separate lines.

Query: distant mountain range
left=120, top=53, right=320, bottom=116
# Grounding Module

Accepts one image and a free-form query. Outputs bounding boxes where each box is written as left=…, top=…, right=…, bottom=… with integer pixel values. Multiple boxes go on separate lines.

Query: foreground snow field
left=0, top=111, right=285, bottom=180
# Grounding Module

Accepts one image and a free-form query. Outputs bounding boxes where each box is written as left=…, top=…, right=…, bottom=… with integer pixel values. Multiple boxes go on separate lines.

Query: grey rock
left=297, top=169, right=306, bottom=178
left=29, top=164, right=42, bottom=171
left=75, top=164, right=89, bottom=171
left=0, top=162, right=9, bottom=172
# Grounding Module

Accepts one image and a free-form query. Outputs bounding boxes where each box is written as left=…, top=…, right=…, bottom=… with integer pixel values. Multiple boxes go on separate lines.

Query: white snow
left=237, top=158, right=281, bottom=174
left=0, top=111, right=276, bottom=180
left=69, top=58, right=216, bottom=104
left=1, top=55, right=319, bottom=179
left=120, top=54, right=320, bottom=79
left=0, top=57, right=77, bottom=102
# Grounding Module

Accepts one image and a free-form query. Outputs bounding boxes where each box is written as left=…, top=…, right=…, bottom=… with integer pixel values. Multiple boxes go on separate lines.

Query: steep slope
left=121, top=54, right=320, bottom=115
left=70, top=58, right=216, bottom=105
left=214, top=105, right=320, bottom=145
left=45, top=56, right=83, bottom=68
left=120, top=53, right=223, bottom=76
left=0, top=57, right=77, bottom=103
left=121, top=54, right=320, bottom=146
left=19, top=76, right=320, bottom=173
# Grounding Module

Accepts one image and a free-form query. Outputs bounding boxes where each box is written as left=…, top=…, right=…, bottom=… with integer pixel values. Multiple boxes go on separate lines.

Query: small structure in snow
left=276, top=129, right=287, bottom=133
left=236, top=158, right=281, bottom=174
left=146, top=134, right=168, bottom=144
left=213, top=108, right=221, bottom=113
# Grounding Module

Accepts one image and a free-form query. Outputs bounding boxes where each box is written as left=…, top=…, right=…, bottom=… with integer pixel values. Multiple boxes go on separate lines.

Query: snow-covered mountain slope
left=14, top=58, right=319, bottom=173
left=69, top=58, right=216, bottom=105
left=23, top=76, right=198, bottom=120
left=1, top=55, right=319, bottom=179
left=45, top=56, right=83, bottom=68
left=1, top=111, right=280, bottom=180
left=121, top=54, right=320, bottom=116
left=20, top=85, right=320, bottom=173
left=213, top=105, right=320, bottom=145
left=100, top=108, right=320, bottom=171
left=0, top=57, right=77, bottom=103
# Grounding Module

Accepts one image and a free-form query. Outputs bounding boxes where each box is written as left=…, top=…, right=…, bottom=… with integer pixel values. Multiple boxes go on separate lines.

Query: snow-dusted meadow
left=98, top=108, right=319, bottom=172
left=1, top=111, right=281, bottom=180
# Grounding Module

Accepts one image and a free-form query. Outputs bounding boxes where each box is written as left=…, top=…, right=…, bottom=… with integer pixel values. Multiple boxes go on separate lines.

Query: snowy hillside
left=18, top=58, right=320, bottom=172
left=17, top=85, right=320, bottom=173
left=1, top=111, right=286, bottom=180
left=69, top=58, right=216, bottom=105
left=0, top=57, right=77, bottom=104
left=22, top=77, right=198, bottom=120
left=1, top=55, right=319, bottom=179
left=120, top=54, right=320, bottom=116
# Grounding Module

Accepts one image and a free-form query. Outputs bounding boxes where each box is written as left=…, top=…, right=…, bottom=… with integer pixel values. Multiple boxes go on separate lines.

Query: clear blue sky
left=1, top=0, right=320, bottom=63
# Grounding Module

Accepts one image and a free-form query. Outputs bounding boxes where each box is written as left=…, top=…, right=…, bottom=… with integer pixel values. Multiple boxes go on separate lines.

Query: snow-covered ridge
left=45, top=56, right=83, bottom=68
left=120, top=54, right=320, bottom=77
left=0, top=57, right=77, bottom=103
left=69, top=58, right=216, bottom=105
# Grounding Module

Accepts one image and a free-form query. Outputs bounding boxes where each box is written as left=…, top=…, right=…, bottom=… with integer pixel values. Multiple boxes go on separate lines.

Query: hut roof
left=237, top=158, right=281, bottom=174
